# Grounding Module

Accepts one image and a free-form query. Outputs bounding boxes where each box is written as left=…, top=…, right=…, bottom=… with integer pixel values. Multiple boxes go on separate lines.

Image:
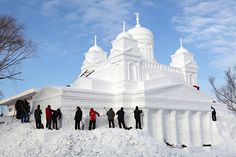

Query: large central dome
left=127, top=13, right=155, bottom=62
left=127, top=25, right=153, bottom=37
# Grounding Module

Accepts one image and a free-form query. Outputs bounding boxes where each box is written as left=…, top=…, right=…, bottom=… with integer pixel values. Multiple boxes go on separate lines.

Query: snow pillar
left=191, top=111, right=202, bottom=146
left=163, top=110, right=169, bottom=143
left=185, top=111, right=192, bottom=146
left=177, top=111, right=188, bottom=145
left=156, top=109, right=164, bottom=142
left=143, top=108, right=149, bottom=131
left=211, top=115, right=221, bottom=145
left=199, top=112, right=204, bottom=145
left=202, top=112, right=212, bottom=144
left=169, top=110, right=179, bottom=145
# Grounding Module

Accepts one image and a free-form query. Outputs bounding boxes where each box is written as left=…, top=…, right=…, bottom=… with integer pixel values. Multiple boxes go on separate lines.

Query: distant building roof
left=0, top=88, right=38, bottom=106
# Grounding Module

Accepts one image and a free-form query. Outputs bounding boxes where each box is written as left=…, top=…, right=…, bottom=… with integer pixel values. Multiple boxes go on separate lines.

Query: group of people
left=15, top=99, right=30, bottom=123
left=30, top=103, right=218, bottom=130
left=33, top=105, right=143, bottom=130
left=34, top=105, right=61, bottom=129
left=74, top=106, right=143, bottom=130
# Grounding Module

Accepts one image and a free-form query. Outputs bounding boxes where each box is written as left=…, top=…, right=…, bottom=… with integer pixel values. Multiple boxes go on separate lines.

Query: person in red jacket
left=89, top=108, right=100, bottom=130
left=45, top=105, right=54, bottom=129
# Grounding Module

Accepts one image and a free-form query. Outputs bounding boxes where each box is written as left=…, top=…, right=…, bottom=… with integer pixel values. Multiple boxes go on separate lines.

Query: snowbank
left=1, top=113, right=236, bottom=157
left=0, top=121, right=174, bottom=157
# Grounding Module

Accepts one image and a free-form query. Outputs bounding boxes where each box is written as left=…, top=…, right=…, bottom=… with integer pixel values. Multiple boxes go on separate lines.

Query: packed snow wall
left=32, top=86, right=225, bottom=147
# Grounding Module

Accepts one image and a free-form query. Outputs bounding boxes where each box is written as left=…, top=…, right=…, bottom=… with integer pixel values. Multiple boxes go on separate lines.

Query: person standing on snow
left=51, top=108, right=62, bottom=130
left=45, top=105, right=54, bottom=129
left=89, top=108, right=100, bottom=130
left=211, top=106, right=217, bottom=121
left=134, top=106, right=142, bottom=129
left=116, top=107, right=126, bottom=129
left=106, top=108, right=115, bottom=128
left=15, top=100, right=22, bottom=119
left=24, top=99, right=30, bottom=122
left=34, top=105, right=42, bottom=129
left=20, top=100, right=27, bottom=123
left=74, top=106, right=83, bottom=130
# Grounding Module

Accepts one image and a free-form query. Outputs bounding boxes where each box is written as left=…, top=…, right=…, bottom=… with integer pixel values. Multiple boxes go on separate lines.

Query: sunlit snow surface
left=0, top=114, right=236, bottom=157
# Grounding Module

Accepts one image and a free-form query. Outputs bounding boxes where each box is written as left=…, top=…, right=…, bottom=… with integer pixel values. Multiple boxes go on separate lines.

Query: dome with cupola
left=116, top=21, right=133, bottom=40
left=88, top=44, right=103, bottom=52
left=127, top=13, right=155, bottom=62
left=127, top=13, right=153, bottom=38
left=82, top=36, right=107, bottom=69
left=174, top=39, right=191, bottom=55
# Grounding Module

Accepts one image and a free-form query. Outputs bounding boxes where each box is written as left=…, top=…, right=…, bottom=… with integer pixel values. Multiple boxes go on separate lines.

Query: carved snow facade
left=32, top=15, right=225, bottom=146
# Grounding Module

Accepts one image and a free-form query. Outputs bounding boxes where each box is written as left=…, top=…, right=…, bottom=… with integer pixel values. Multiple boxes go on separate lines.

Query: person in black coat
left=116, top=107, right=126, bottom=129
left=74, top=106, right=83, bottom=130
left=34, top=105, right=42, bottom=129
left=106, top=108, right=115, bottom=128
left=24, top=99, right=30, bottom=122
left=20, top=100, right=27, bottom=123
left=134, top=106, right=142, bottom=129
left=15, top=100, right=22, bottom=119
left=51, top=108, right=62, bottom=130
left=211, top=106, right=217, bottom=121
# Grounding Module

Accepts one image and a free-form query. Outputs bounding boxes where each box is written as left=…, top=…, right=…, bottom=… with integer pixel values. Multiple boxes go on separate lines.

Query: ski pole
left=81, top=121, right=84, bottom=130
left=103, top=107, right=108, bottom=112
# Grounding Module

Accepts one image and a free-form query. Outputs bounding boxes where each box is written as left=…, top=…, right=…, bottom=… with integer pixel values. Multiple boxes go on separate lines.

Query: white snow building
left=32, top=14, right=226, bottom=147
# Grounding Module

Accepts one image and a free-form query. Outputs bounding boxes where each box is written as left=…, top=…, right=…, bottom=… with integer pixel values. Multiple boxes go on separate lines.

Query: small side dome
left=174, top=38, right=191, bottom=55
left=88, top=35, right=103, bottom=52
left=175, top=47, right=191, bottom=55
left=82, top=35, right=107, bottom=69
left=116, top=32, right=133, bottom=39
left=88, top=44, right=103, bottom=52
left=116, top=21, right=133, bottom=40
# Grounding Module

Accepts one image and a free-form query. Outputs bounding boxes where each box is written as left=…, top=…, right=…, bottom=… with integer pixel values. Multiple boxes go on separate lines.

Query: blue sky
left=0, top=0, right=235, bottom=98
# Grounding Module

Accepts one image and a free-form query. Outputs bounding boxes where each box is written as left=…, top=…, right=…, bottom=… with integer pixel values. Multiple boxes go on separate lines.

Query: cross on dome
left=88, top=35, right=103, bottom=52
left=180, top=38, right=183, bottom=48
left=94, top=35, right=97, bottom=46
left=123, top=21, right=126, bottom=32
left=135, top=12, right=141, bottom=27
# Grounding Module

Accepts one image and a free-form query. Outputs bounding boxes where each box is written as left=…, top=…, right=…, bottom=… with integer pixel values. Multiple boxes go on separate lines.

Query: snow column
left=178, top=111, right=191, bottom=146
left=179, top=111, right=193, bottom=146
left=163, top=110, right=169, bottom=143
left=169, top=110, right=179, bottom=145
left=156, top=109, right=164, bottom=142
left=202, top=112, right=211, bottom=144
left=143, top=108, right=149, bottom=131
left=191, top=111, right=202, bottom=146
left=185, top=111, right=192, bottom=146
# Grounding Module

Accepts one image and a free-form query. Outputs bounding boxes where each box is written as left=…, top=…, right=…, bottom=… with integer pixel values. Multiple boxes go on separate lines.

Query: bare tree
left=209, top=67, right=236, bottom=111
left=0, top=15, right=35, bottom=81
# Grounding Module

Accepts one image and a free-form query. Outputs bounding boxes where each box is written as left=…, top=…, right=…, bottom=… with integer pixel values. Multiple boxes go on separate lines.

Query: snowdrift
left=1, top=112, right=236, bottom=157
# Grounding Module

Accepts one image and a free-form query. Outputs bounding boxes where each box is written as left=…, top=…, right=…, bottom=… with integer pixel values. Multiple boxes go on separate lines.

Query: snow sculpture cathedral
left=33, top=14, right=225, bottom=146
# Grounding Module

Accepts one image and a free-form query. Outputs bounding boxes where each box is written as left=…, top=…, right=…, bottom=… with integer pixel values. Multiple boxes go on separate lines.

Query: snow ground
left=0, top=113, right=236, bottom=157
